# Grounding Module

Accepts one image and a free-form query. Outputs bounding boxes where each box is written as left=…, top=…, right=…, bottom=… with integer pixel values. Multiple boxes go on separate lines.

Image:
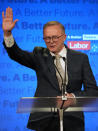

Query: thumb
left=10, top=19, right=19, bottom=31
left=13, top=19, right=19, bottom=25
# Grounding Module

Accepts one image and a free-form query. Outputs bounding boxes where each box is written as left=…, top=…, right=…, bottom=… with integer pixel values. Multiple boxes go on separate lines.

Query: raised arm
left=2, top=7, right=18, bottom=37
left=2, top=7, right=37, bottom=70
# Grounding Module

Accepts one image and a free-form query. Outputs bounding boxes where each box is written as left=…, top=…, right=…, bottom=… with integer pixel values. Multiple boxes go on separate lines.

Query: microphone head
left=52, top=56, right=55, bottom=60
left=62, top=57, right=66, bottom=61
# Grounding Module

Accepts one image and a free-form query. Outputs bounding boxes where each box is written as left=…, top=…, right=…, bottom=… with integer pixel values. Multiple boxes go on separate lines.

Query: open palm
left=2, top=7, right=18, bottom=32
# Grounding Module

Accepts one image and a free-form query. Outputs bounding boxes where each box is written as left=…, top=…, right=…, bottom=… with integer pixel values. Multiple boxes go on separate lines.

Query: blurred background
left=0, top=0, right=98, bottom=130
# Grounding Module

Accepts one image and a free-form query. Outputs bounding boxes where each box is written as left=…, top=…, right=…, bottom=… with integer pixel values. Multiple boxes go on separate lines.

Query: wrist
left=4, top=31, right=12, bottom=37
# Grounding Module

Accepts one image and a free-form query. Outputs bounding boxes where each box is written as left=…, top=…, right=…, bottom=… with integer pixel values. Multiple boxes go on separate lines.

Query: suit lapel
left=43, top=46, right=73, bottom=91
left=67, top=47, right=73, bottom=82
left=43, top=49, right=59, bottom=90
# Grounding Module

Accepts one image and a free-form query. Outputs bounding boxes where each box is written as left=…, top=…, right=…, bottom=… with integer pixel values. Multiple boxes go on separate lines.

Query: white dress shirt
left=50, top=47, right=68, bottom=86
left=4, top=34, right=14, bottom=47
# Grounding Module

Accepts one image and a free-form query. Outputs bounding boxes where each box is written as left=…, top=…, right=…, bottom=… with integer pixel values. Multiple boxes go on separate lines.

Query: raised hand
left=2, top=7, right=18, bottom=34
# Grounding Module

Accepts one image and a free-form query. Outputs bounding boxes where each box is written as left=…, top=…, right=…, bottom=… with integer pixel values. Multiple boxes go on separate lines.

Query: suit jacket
left=3, top=41, right=98, bottom=130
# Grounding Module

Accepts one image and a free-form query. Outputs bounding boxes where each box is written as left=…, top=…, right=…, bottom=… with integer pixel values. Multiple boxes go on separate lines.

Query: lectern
left=17, top=97, right=98, bottom=131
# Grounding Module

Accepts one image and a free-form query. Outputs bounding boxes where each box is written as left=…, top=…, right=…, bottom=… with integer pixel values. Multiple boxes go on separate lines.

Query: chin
left=50, top=49, right=56, bottom=53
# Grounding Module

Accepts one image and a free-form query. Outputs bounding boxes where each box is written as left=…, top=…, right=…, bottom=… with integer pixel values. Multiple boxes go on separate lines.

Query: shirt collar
left=50, top=46, right=67, bottom=58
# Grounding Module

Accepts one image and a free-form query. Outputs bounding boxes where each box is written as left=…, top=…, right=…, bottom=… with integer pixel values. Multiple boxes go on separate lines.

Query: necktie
left=55, top=55, right=65, bottom=90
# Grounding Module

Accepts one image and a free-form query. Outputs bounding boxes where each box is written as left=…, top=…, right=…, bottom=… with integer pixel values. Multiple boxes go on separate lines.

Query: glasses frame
left=43, top=34, right=65, bottom=42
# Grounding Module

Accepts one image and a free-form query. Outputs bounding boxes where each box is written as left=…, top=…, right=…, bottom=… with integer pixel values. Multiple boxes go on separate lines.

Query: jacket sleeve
left=3, top=40, right=37, bottom=70
left=74, top=54, right=98, bottom=97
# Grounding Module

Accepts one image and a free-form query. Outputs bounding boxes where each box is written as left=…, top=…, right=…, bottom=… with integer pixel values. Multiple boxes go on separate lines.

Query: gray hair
left=43, top=21, right=65, bottom=33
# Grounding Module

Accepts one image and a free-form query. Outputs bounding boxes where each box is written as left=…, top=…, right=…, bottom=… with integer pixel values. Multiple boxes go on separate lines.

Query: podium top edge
left=21, top=97, right=98, bottom=99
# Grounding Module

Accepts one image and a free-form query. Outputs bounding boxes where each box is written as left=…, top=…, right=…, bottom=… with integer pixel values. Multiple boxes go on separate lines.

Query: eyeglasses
left=43, top=34, right=64, bottom=42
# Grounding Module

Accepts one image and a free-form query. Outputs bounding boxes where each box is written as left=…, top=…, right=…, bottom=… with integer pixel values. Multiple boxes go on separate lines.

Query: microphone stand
left=53, top=56, right=67, bottom=103
left=53, top=56, right=68, bottom=131
left=62, top=57, right=67, bottom=101
left=59, top=57, right=68, bottom=131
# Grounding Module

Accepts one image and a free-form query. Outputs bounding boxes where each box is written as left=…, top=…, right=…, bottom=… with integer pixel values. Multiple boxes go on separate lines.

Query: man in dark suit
left=2, top=7, right=98, bottom=131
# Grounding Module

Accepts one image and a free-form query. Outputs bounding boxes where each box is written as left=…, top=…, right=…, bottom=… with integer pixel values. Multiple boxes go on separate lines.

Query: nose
left=50, top=37, right=53, bottom=43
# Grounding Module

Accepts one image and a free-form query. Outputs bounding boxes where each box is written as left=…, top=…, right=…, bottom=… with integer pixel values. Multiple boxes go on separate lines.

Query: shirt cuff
left=71, top=93, right=77, bottom=104
left=4, top=34, right=14, bottom=47
left=71, top=93, right=75, bottom=98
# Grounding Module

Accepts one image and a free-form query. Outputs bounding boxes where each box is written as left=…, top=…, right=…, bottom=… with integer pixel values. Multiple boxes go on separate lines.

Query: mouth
left=50, top=44, right=56, bottom=48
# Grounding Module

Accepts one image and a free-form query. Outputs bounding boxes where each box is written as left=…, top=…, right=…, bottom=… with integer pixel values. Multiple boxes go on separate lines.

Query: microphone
left=62, top=57, right=66, bottom=61
left=52, top=56, right=55, bottom=60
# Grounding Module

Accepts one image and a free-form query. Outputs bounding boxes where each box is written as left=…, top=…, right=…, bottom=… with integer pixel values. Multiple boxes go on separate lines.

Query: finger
left=66, top=93, right=69, bottom=97
left=8, top=7, right=10, bottom=17
left=66, top=93, right=73, bottom=98
left=2, top=11, right=5, bottom=20
left=6, top=7, right=10, bottom=18
left=57, top=96, right=61, bottom=98
left=9, top=7, right=13, bottom=18
left=6, top=7, right=9, bottom=18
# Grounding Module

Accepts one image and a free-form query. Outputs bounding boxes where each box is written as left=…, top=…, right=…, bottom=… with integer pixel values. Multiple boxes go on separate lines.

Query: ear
left=63, top=34, right=66, bottom=41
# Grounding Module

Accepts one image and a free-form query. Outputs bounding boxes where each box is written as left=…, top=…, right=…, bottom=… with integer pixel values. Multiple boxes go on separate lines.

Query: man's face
left=43, top=25, right=66, bottom=54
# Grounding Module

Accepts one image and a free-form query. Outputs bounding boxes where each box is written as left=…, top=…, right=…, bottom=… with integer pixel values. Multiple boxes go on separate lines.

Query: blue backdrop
left=0, top=0, right=98, bottom=131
